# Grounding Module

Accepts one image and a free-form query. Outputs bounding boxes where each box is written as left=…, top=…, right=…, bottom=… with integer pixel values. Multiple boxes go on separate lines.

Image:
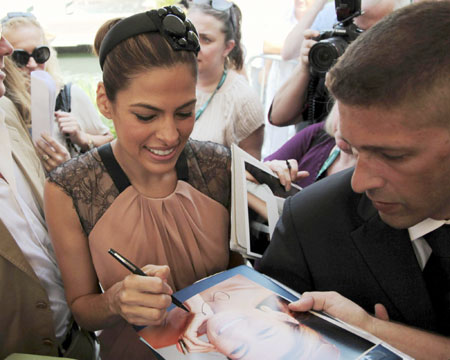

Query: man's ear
left=96, top=82, right=113, bottom=119
left=223, top=39, right=236, bottom=58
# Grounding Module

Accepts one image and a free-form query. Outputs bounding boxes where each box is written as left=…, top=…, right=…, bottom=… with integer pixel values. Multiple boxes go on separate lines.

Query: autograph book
left=137, top=265, right=411, bottom=360
left=230, top=144, right=301, bottom=259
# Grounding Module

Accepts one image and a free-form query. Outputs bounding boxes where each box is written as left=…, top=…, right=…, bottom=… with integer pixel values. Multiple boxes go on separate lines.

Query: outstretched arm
left=281, top=0, right=329, bottom=61
left=289, top=291, right=450, bottom=360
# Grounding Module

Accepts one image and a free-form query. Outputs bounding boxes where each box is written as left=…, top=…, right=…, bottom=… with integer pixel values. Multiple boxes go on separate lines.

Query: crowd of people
left=0, top=0, right=449, bottom=359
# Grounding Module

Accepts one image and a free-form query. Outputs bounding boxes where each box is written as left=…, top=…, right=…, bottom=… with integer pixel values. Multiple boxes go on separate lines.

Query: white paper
left=230, top=144, right=301, bottom=259
left=31, top=70, right=56, bottom=143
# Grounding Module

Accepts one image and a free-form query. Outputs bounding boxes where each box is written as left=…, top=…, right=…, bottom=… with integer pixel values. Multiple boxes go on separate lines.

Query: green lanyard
left=316, top=147, right=340, bottom=180
left=195, top=69, right=228, bottom=121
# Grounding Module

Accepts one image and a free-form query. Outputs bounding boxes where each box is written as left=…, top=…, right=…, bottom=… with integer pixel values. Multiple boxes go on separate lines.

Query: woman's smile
left=144, top=145, right=178, bottom=158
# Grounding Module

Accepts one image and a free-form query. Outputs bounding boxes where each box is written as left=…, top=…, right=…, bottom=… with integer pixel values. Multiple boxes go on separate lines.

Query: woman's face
left=99, top=63, right=196, bottom=179
left=188, top=10, right=234, bottom=76
left=5, top=24, right=46, bottom=76
left=206, top=309, right=299, bottom=360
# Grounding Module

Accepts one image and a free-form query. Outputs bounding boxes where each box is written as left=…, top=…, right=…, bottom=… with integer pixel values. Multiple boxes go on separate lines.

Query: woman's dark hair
left=190, top=3, right=244, bottom=70
left=93, top=16, right=198, bottom=101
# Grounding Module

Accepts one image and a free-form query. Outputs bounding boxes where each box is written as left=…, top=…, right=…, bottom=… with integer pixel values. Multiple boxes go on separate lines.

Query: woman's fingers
left=35, top=133, right=70, bottom=171
left=113, top=273, right=174, bottom=326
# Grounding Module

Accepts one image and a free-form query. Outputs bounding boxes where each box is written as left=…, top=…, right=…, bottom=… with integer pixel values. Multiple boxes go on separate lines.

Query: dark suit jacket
left=258, top=168, right=441, bottom=334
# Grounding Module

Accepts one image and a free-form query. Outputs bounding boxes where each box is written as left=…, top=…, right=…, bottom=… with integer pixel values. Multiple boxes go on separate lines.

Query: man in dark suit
left=258, top=2, right=450, bottom=358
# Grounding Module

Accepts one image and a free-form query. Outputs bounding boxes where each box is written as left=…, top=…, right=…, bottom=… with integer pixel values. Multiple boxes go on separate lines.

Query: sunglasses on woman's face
left=12, top=46, right=50, bottom=67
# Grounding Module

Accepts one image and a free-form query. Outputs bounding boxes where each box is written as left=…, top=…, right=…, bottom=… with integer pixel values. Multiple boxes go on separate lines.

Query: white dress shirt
left=408, top=218, right=450, bottom=270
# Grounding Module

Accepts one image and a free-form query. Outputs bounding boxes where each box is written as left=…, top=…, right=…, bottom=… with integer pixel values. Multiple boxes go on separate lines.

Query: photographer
left=269, top=0, right=405, bottom=129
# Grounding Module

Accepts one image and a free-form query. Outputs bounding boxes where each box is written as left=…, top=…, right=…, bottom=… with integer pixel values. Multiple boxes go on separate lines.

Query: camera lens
left=309, top=37, right=349, bottom=75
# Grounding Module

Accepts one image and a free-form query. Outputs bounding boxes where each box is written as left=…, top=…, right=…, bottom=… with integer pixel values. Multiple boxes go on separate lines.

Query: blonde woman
left=2, top=13, right=113, bottom=171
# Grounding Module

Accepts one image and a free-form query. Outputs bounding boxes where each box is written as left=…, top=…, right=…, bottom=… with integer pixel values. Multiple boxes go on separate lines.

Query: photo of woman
left=138, top=272, right=369, bottom=359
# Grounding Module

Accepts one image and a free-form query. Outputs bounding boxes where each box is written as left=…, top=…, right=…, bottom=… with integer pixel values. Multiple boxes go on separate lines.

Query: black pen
left=108, top=248, right=189, bottom=312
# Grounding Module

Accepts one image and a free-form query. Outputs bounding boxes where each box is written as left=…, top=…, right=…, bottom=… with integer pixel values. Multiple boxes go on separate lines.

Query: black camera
left=308, top=0, right=363, bottom=75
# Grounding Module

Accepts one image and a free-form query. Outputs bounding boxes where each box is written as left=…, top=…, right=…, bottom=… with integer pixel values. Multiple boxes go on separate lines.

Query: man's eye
left=381, top=153, right=406, bottom=161
left=177, top=111, right=193, bottom=119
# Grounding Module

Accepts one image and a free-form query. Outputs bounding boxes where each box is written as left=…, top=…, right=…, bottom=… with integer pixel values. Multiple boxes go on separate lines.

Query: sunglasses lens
left=12, top=50, right=30, bottom=67
left=33, top=46, right=50, bottom=64
left=212, top=0, right=232, bottom=11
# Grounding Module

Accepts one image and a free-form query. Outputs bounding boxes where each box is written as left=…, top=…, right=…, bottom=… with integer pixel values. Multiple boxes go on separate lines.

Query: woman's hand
left=55, top=110, right=90, bottom=150
left=264, top=159, right=309, bottom=191
left=107, top=264, right=174, bottom=327
left=35, top=132, right=71, bottom=172
left=178, top=294, right=216, bottom=353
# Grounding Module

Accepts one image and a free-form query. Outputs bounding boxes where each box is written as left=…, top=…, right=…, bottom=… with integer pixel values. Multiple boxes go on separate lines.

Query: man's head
left=326, top=1, right=450, bottom=228
left=355, top=0, right=408, bottom=30
left=0, top=23, right=14, bottom=98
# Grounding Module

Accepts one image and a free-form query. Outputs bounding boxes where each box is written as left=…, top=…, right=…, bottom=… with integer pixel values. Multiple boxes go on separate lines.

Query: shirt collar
left=408, top=218, right=450, bottom=241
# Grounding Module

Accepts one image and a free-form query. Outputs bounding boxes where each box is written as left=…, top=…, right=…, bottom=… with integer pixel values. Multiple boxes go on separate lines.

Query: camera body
left=308, top=0, right=363, bottom=76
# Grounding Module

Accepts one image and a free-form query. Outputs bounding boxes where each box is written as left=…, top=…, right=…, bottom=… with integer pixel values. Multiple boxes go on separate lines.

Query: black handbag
left=55, top=83, right=80, bottom=155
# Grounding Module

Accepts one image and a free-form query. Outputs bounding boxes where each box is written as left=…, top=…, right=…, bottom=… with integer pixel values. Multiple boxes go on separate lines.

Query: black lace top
left=49, top=139, right=231, bottom=236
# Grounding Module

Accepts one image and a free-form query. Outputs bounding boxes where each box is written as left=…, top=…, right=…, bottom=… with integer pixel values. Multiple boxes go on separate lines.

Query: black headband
left=99, top=6, right=200, bottom=70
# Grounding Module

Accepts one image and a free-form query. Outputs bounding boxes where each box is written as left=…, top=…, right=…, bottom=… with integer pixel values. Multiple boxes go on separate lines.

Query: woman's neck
left=327, top=147, right=356, bottom=176
left=111, top=140, right=178, bottom=198
left=198, top=66, right=226, bottom=93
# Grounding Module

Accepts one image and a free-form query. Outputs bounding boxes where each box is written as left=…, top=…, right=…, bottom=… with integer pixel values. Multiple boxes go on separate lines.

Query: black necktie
left=423, top=225, right=450, bottom=335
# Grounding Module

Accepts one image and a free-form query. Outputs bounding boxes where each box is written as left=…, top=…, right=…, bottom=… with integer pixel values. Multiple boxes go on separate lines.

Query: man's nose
left=351, top=154, right=385, bottom=194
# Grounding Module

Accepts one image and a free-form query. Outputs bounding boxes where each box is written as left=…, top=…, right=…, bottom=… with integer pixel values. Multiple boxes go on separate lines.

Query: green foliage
left=156, top=0, right=180, bottom=7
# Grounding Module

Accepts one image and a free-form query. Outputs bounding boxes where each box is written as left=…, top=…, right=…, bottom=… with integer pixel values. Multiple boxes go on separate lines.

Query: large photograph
left=137, top=266, right=408, bottom=360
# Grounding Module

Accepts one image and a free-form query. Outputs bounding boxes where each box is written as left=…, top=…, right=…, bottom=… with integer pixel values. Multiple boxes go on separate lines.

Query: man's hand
left=288, top=291, right=376, bottom=333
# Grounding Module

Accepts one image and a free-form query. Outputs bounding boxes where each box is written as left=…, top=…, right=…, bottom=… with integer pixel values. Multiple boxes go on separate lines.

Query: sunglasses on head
left=192, top=0, right=233, bottom=11
left=1, top=11, right=36, bottom=25
left=12, top=46, right=51, bottom=67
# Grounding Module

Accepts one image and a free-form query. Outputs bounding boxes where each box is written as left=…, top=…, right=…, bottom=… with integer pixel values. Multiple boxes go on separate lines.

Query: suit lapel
left=0, top=111, right=17, bottom=194
left=0, top=107, right=44, bottom=284
left=7, top=124, right=45, bottom=209
left=0, top=221, right=41, bottom=283
left=351, top=195, right=436, bottom=329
